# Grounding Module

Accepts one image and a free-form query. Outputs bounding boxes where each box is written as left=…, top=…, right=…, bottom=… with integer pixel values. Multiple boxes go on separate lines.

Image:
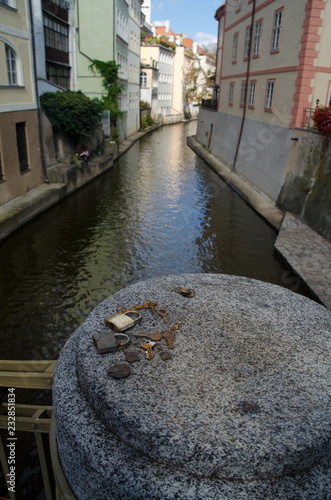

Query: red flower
left=312, top=106, right=331, bottom=137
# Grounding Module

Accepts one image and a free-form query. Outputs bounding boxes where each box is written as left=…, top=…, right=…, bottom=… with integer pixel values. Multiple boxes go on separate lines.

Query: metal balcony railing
left=201, top=99, right=218, bottom=110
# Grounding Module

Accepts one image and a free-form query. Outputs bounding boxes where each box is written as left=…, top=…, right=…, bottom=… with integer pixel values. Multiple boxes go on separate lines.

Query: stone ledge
left=53, top=274, right=331, bottom=499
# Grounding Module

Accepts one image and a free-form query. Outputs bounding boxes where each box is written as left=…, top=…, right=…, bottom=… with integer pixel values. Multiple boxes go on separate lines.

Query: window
left=327, top=81, right=331, bottom=106
left=16, top=122, right=29, bottom=173
left=244, top=26, right=251, bottom=59
left=236, top=0, right=242, bottom=12
left=253, top=20, right=262, bottom=57
left=140, top=71, right=147, bottom=87
left=232, top=32, right=238, bottom=63
left=0, top=151, right=4, bottom=182
left=271, top=9, right=283, bottom=52
left=0, top=0, right=16, bottom=7
left=46, top=63, right=70, bottom=89
left=265, top=80, right=275, bottom=110
left=5, top=46, right=17, bottom=85
left=44, top=15, right=69, bottom=52
left=229, top=82, right=235, bottom=106
left=240, top=81, right=246, bottom=107
left=249, top=80, right=256, bottom=107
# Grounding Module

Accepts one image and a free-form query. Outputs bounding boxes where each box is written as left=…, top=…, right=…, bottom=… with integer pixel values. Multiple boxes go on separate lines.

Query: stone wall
left=277, top=130, right=331, bottom=241
left=196, top=108, right=331, bottom=241
left=196, top=108, right=292, bottom=202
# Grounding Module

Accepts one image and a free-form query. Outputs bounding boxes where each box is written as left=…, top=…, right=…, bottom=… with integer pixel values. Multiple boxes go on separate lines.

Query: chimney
left=193, top=41, right=198, bottom=54
left=165, top=20, right=170, bottom=33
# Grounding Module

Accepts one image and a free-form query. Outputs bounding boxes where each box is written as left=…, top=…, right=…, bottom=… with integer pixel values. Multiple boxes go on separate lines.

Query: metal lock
left=104, top=310, right=142, bottom=332
left=93, top=332, right=130, bottom=354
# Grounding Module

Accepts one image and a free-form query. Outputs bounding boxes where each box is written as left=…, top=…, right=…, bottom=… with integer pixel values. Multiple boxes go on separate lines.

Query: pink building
left=196, top=0, right=331, bottom=204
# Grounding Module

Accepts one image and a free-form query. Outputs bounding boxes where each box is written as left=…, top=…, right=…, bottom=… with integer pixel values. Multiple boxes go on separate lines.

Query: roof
left=154, top=26, right=176, bottom=37
left=182, top=37, right=205, bottom=55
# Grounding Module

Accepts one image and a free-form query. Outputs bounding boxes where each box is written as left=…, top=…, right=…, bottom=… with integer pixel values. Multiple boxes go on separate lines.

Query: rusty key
left=140, top=340, right=156, bottom=360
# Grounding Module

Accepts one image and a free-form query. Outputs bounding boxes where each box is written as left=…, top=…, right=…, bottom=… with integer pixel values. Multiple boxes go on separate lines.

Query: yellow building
left=0, top=0, right=44, bottom=206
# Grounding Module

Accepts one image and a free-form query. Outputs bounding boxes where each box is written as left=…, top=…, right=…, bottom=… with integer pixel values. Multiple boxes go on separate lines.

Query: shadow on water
left=0, top=121, right=310, bottom=498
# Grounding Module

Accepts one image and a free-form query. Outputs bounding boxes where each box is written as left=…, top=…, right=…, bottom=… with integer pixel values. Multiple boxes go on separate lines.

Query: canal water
left=0, top=121, right=309, bottom=498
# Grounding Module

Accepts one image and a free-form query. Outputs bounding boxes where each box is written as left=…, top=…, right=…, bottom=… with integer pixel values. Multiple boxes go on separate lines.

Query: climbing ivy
left=89, top=60, right=124, bottom=123
left=40, top=90, right=103, bottom=144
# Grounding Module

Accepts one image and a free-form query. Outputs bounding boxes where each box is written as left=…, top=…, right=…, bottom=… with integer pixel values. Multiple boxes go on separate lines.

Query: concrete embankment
left=187, top=135, right=331, bottom=309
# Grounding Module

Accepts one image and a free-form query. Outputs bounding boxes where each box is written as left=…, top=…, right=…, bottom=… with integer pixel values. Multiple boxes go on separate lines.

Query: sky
left=150, top=0, right=220, bottom=47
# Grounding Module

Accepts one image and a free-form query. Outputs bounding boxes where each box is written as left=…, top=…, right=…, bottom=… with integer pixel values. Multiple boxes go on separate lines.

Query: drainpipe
left=76, top=0, right=94, bottom=62
left=28, top=0, right=49, bottom=182
left=232, top=0, right=256, bottom=172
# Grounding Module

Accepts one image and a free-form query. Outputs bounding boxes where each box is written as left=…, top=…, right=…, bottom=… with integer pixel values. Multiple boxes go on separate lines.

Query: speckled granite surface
left=53, top=274, right=331, bottom=499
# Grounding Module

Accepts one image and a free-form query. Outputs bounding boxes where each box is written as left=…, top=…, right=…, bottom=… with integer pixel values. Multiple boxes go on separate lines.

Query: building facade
left=126, top=0, right=141, bottom=135
left=140, top=43, right=175, bottom=119
left=196, top=0, right=331, bottom=202
left=0, top=0, right=45, bottom=205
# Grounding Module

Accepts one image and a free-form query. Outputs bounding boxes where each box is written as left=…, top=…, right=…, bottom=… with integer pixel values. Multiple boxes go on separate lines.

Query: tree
left=184, top=51, right=215, bottom=104
left=40, top=90, right=103, bottom=144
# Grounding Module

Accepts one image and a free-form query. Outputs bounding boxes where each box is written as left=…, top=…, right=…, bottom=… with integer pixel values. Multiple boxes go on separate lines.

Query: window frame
left=0, top=0, right=16, bottom=8
left=232, top=32, right=239, bottom=64
left=244, top=25, right=251, bottom=61
left=5, top=45, right=18, bottom=85
left=248, top=80, right=256, bottom=108
left=236, top=0, right=242, bottom=13
left=229, top=81, right=235, bottom=106
left=140, top=71, right=147, bottom=87
left=16, top=122, right=30, bottom=174
left=326, top=81, right=331, bottom=106
left=253, top=19, right=263, bottom=58
left=240, top=80, right=247, bottom=108
left=0, top=148, right=4, bottom=182
left=271, top=8, right=283, bottom=53
left=265, top=79, right=276, bottom=112
left=43, top=14, right=69, bottom=53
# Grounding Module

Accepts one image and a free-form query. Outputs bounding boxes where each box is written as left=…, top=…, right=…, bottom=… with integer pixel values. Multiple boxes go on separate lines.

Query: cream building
left=0, top=0, right=44, bottom=206
left=197, top=0, right=331, bottom=202
left=140, top=43, right=175, bottom=120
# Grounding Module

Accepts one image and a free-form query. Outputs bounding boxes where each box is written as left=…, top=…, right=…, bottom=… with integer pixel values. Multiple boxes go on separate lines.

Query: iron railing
left=201, top=99, right=218, bottom=110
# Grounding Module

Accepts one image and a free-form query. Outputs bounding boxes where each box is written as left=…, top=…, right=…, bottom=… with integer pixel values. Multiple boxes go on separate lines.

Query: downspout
left=232, top=0, right=256, bottom=172
left=28, top=0, right=49, bottom=182
left=76, top=0, right=94, bottom=62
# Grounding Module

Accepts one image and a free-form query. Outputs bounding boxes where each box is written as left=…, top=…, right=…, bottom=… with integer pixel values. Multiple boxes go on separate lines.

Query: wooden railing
left=0, top=360, right=56, bottom=500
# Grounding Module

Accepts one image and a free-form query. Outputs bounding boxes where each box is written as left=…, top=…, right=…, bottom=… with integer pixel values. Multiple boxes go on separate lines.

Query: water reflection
left=0, top=121, right=305, bottom=361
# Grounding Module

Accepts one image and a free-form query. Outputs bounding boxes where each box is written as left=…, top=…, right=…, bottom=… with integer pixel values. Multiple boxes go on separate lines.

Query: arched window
left=140, top=71, right=147, bottom=87
left=5, top=45, right=17, bottom=85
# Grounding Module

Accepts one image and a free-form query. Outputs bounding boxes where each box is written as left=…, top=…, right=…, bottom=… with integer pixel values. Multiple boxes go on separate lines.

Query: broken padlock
left=104, top=310, right=142, bottom=332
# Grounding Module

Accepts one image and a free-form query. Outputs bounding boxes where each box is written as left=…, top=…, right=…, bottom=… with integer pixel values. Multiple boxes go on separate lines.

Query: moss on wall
left=277, top=131, right=331, bottom=241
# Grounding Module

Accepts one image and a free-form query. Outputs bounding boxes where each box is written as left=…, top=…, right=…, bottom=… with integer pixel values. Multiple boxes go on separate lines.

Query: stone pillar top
left=53, top=274, right=331, bottom=499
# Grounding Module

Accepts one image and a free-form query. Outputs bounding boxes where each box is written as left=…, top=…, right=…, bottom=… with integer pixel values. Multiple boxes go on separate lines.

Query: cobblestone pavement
left=275, top=213, right=331, bottom=309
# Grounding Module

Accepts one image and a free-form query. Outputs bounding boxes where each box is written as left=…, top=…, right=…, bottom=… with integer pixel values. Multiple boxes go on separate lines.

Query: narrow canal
left=0, top=121, right=308, bottom=498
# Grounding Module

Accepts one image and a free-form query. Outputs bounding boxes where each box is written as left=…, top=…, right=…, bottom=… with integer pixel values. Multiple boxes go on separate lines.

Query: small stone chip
left=125, top=351, right=141, bottom=363
left=107, top=363, right=131, bottom=379
left=160, top=351, right=172, bottom=361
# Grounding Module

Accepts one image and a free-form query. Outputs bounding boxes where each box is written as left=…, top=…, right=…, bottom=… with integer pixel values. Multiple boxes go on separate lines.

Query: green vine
left=89, top=60, right=124, bottom=123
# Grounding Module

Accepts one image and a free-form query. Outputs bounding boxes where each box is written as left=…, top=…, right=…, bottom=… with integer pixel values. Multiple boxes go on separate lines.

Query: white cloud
left=195, top=32, right=217, bottom=46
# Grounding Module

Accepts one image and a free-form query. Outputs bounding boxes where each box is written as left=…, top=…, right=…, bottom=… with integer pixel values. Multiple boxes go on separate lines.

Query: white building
left=127, top=0, right=141, bottom=135
left=140, top=43, right=175, bottom=120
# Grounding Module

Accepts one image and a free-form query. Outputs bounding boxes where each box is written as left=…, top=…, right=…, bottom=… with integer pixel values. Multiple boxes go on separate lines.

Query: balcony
left=201, top=99, right=218, bottom=110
